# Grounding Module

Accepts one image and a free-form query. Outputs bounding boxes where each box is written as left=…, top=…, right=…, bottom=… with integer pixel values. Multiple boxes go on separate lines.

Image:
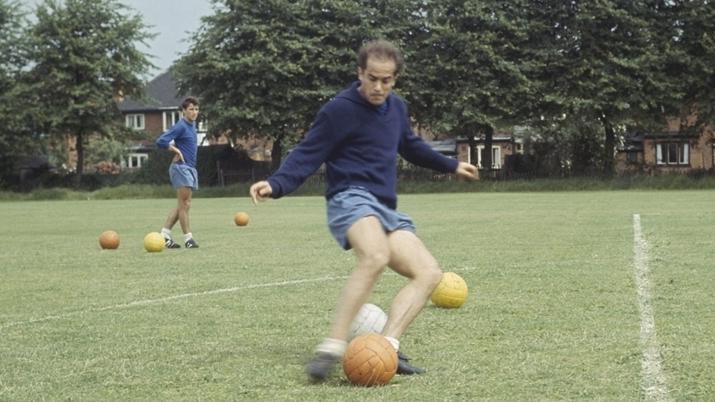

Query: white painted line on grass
left=0, top=275, right=350, bottom=331
left=633, top=214, right=671, bottom=401
left=1, top=266, right=480, bottom=332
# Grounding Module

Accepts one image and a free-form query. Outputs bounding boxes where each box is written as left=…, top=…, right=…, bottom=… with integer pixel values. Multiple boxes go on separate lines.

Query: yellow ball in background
left=431, top=272, right=468, bottom=308
left=143, top=232, right=165, bottom=252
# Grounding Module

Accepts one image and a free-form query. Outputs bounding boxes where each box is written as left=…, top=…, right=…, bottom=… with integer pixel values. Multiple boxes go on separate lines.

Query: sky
left=20, top=0, right=215, bottom=78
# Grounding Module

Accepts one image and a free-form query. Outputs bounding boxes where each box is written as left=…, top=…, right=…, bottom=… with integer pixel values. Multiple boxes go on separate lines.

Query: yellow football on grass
left=144, top=232, right=165, bottom=252
left=431, top=272, right=468, bottom=308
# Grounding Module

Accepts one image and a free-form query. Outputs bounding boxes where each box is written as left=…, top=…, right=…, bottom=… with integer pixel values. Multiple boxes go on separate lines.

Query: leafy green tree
left=650, top=0, right=715, bottom=131
left=0, top=0, right=24, bottom=99
left=0, top=1, right=35, bottom=167
left=174, top=0, right=419, bottom=170
left=24, top=0, right=153, bottom=186
left=527, top=1, right=663, bottom=175
left=404, top=0, right=534, bottom=175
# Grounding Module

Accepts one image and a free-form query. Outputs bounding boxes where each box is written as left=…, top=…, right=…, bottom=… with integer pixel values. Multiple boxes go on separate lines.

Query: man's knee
left=424, top=265, right=443, bottom=291
left=178, top=197, right=191, bottom=210
left=414, top=260, right=442, bottom=291
left=358, top=249, right=390, bottom=273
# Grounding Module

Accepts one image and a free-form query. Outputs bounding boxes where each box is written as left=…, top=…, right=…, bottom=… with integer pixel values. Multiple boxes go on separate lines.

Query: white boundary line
left=0, top=275, right=350, bottom=331
left=1, top=266, right=484, bottom=332
left=633, top=214, right=671, bottom=401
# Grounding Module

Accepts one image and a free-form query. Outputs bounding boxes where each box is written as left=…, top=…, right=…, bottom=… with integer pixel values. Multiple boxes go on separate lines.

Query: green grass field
left=1, top=191, right=714, bottom=401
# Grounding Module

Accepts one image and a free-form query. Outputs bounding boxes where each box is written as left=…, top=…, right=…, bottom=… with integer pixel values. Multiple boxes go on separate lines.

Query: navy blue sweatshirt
left=267, top=81, right=458, bottom=209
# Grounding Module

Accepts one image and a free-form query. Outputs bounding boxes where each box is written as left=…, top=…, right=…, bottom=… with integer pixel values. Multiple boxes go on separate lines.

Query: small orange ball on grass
left=98, top=230, right=120, bottom=249
left=342, top=333, right=398, bottom=386
left=234, top=211, right=250, bottom=226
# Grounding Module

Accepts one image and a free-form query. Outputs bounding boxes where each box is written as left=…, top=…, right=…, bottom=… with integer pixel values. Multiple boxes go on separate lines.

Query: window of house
left=656, top=142, right=689, bottom=165
left=125, top=153, right=148, bottom=169
left=197, top=119, right=208, bottom=133
left=475, top=146, right=502, bottom=169
left=163, top=110, right=181, bottom=131
left=626, top=151, right=639, bottom=163
left=125, top=114, right=145, bottom=130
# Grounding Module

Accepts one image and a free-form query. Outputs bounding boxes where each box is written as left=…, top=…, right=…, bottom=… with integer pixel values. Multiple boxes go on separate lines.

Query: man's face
left=183, top=104, right=199, bottom=122
left=357, top=56, right=397, bottom=106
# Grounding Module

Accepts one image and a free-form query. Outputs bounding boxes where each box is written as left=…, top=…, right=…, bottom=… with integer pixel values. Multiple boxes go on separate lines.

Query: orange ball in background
left=234, top=212, right=250, bottom=226
left=99, top=230, right=120, bottom=249
left=342, top=333, right=398, bottom=386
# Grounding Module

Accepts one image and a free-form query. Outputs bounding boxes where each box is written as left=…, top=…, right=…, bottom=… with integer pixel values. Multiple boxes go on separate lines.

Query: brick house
left=120, top=71, right=521, bottom=177
left=616, top=119, right=715, bottom=175
left=117, top=71, right=208, bottom=170
left=422, top=134, right=523, bottom=171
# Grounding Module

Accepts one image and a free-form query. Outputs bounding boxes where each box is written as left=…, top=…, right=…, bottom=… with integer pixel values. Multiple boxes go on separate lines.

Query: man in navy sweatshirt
left=249, top=40, right=478, bottom=382
left=155, top=96, right=201, bottom=249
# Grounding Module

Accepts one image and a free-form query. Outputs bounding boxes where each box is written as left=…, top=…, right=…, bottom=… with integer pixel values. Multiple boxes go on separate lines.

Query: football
left=98, top=230, right=120, bottom=249
left=350, top=303, right=388, bottom=339
left=143, top=232, right=165, bottom=252
left=234, top=212, right=250, bottom=226
left=342, top=333, right=398, bottom=386
left=430, top=272, right=468, bottom=308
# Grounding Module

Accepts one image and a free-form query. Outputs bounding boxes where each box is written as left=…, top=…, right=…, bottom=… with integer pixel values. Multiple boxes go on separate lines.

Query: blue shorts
left=169, top=163, right=199, bottom=190
left=327, top=187, right=415, bottom=250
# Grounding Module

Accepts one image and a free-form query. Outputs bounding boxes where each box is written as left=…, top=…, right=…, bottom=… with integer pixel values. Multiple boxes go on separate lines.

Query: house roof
left=455, top=135, right=516, bottom=143
left=426, top=139, right=457, bottom=155
left=643, top=130, right=699, bottom=139
left=119, top=71, right=184, bottom=112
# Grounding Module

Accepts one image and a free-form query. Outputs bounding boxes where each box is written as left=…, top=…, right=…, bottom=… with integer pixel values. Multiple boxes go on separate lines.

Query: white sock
left=184, top=232, right=193, bottom=241
left=161, top=228, right=172, bottom=239
left=316, top=338, right=347, bottom=357
left=385, top=336, right=400, bottom=352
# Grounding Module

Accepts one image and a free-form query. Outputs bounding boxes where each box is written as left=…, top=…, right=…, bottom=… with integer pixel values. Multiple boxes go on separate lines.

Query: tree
left=0, top=1, right=34, bottom=167
left=650, top=0, right=715, bottom=132
left=526, top=1, right=664, bottom=175
left=24, top=0, right=153, bottom=186
left=403, top=0, right=534, bottom=176
left=174, top=0, right=419, bottom=170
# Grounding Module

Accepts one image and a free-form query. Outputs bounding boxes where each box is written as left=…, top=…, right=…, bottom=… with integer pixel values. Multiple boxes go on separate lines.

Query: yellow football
left=143, top=232, right=165, bottom=252
left=431, top=272, right=468, bottom=308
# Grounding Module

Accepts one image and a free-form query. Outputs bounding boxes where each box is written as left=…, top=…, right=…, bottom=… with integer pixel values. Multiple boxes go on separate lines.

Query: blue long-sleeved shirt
left=155, top=118, right=198, bottom=168
left=267, top=81, right=458, bottom=209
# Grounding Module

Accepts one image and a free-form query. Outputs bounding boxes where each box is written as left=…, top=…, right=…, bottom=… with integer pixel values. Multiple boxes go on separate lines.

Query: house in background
left=118, top=71, right=208, bottom=170
left=616, top=119, right=715, bottom=175
left=119, top=71, right=521, bottom=176
left=118, top=71, right=274, bottom=173
left=422, top=132, right=523, bottom=172
left=455, top=134, right=524, bottom=170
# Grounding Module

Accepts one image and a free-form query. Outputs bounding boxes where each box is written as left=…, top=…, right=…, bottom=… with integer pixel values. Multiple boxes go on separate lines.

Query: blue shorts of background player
left=169, top=162, right=199, bottom=191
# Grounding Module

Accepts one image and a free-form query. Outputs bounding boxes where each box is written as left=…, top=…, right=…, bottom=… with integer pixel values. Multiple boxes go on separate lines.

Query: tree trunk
left=603, top=121, right=615, bottom=176
left=74, top=131, right=84, bottom=188
left=270, top=136, right=283, bottom=172
left=468, top=134, right=478, bottom=167
left=483, top=125, right=494, bottom=178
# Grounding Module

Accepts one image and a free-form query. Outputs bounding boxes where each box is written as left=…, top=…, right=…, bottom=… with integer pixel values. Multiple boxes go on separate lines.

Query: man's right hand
left=249, top=181, right=273, bottom=204
left=170, top=146, right=185, bottom=163
left=455, top=162, right=478, bottom=180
